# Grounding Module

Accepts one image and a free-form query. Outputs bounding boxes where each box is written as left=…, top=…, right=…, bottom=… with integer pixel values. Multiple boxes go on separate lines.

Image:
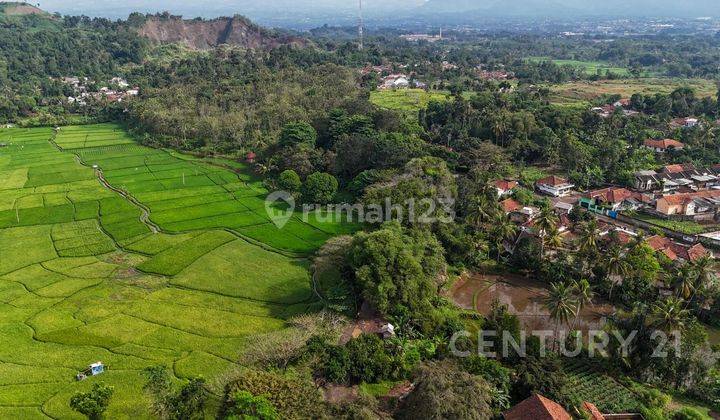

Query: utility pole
left=358, top=0, right=364, bottom=51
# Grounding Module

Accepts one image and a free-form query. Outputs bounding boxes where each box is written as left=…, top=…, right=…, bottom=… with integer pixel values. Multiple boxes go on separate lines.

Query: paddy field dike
left=0, top=124, right=356, bottom=418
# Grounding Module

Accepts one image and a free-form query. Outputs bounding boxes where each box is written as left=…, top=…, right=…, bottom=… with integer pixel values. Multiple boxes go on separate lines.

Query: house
left=670, top=117, right=699, bottom=129
left=536, top=176, right=574, bottom=197
left=655, top=190, right=720, bottom=219
left=585, top=187, right=639, bottom=211
left=500, top=198, right=522, bottom=214
left=646, top=236, right=710, bottom=263
left=504, top=394, right=571, bottom=420
left=378, top=323, right=396, bottom=339
left=582, top=402, right=605, bottom=420
left=246, top=152, right=257, bottom=163
left=380, top=74, right=411, bottom=89
left=613, top=98, right=631, bottom=108
left=643, top=138, right=685, bottom=152
left=494, top=180, right=518, bottom=197
left=634, top=165, right=720, bottom=193
left=554, top=201, right=575, bottom=215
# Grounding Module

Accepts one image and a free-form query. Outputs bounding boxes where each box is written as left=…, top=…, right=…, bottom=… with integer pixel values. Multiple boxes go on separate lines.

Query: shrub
left=637, top=388, right=671, bottom=409
left=69, top=382, right=114, bottom=420
left=672, top=407, right=705, bottom=420
left=279, top=122, right=317, bottom=149
left=302, top=172, right=338, bottom=204
left=277, top=170, right=301, bottom=192
left=225, top=391, right=279, bottom=420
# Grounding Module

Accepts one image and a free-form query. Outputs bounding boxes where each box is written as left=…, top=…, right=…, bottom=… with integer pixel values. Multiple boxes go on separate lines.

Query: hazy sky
left=33, top=0, right=720, bottom=22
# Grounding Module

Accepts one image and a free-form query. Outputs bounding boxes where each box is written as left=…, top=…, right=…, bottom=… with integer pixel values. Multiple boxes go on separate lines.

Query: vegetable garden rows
left=0, top=124, right=355, bottom=418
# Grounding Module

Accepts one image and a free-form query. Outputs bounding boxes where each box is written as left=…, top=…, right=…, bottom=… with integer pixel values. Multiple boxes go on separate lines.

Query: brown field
left=548, top=78, right=717, bottom=107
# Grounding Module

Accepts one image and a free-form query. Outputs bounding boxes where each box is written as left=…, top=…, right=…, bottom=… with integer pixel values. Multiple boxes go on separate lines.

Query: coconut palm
left=467, top=196, right=499, bottom=228
left=534, top=206, right=558, bottom=257
left=689, top=255, right=716, bottom=308
left=544, top=282, right=578, bottom=351
left=672, top=263, right=696, bottom=300
left=604, top=246, right=629, bottom=299
left=490, top=213, right=518, bottom=262
left=543, top=226, right=563, bottom=253
left=570, top=279, right=594, bottom=332
left=651, top=297, right=690, bottom=333
left=577, top=219, right=600, bottom=256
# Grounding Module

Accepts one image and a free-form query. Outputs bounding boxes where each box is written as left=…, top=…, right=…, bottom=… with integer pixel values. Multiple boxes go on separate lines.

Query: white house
left=536, top=175, right=575, bottom=197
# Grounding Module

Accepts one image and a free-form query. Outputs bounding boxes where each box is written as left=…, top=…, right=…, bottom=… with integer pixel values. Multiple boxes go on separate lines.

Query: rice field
left=0, top=124, right=353, bottom=418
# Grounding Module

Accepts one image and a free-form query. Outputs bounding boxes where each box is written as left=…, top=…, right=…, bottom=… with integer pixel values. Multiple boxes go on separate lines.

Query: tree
left=397, top=361, right=493, bottom=420
left=144, top=366, right=207, bottom=420
left=490, top=213, right=518, bottom=262
left=604, top=245, right=629, bottom=299
left=302, top=172, right=338, bottom=204
left=577, top=219, right=600, bottom=257
left=570, top=279, right=593, bottom=331
left=70, top=383, right=114, bottom=420
left=279, top=121, right=317, bottom=149
left=277, top=169, right=301, bottom=192
left=226, top=391, right=279, bottom=420
left=348, top=222, right=447, bottom=333
left=651, top=297, right=690, bottom=333
left=534, top=206, right=558, bottom=257
left=544, top=282, right=578, bottom=350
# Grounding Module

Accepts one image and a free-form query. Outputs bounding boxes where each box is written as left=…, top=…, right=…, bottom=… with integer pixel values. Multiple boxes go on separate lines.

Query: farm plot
left=58, top=123, right=357, bottom=255
left=563, top=359, right=642, bottom=413
left=0, top=126, right=329, bottom=418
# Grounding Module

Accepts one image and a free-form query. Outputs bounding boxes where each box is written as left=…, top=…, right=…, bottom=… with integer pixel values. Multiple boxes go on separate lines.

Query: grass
left=0, top=124, right=356, bottom=417
left=631, top=213, right=712, bottom=235
left=528, top=57, right=633, bottom=77
left=370, top=89, right=452, bottom=112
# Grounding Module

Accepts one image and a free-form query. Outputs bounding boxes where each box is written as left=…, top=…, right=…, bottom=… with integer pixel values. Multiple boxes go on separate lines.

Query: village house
left=504, top=394, right=571, bottom=420
left=500, top=198, right=522, bottom=214
left=494, top=180, right=518, bottom=197
left=643, top=138, right=685, bottom=153
left=670, top=117, right=699, bottom=129
left=379, top=74, right=410, bottom=89
left=585, top=187, right=642, bottom=211
left=634, top=164, right=720, bottom=193
left=645, top=235, right=710, bottom=263
left=655, top=190, right=720, bottom=220
left=536, top=175, right=574, bottom=197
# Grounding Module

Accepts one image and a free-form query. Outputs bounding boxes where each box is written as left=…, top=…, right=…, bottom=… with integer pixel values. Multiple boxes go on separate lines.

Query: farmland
left=527, top=57, right=633, bottom=77
left=547, top=78, right=718, bottom=107
left=0, top=124, right=353, bottom=418
left=370, top=89, right=452, bottom=112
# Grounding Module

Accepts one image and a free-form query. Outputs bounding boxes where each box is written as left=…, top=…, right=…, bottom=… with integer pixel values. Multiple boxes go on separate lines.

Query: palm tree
left=604, top=246, right=629, bottom=299
left=543, top=226, right=563, bottom=253
left=534, top=206, right=558, bottom=257
left=651, top=297, right=690, bottom=333
left=577, top=219, right=600, bottom=256
left=544, top=282, right=578, bottom=351
left=689, top=255, right=716, bottom=308
left=672, top=263, right=696, bottom=300
left=570, top=279, right=594, bottom=332
left=490, top=213, right=518, bottom=262
left=467, top=196, right=499, bottom=228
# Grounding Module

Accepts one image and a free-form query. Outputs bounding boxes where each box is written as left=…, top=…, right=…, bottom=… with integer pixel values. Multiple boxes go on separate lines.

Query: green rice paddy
left=0, top=124, right=355, bottom=417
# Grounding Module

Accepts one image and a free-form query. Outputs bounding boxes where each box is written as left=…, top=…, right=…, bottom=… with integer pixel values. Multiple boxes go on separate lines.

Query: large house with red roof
left=645, top=235, right=710, bottom=263
left=655, top=190, right=720, bottom=220
left=494, top=180, right=519, bottom=197
left=643, top=138, right=685, bottom=153
left=504, top=394, right=572, bottom=420
left=585, top=187, right=642, bottom=211
left=536, top=176, right=574, bottom=197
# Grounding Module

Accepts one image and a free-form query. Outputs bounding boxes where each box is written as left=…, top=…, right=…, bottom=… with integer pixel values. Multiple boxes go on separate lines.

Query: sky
left=32, top=0, right=720, bottom=24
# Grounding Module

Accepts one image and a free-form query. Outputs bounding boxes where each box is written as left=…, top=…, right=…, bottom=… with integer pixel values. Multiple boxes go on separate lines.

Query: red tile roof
left=657, top=189, right=720, bottom=207
left=687, top=244, right=709, bottom=262
left=504, top=394, right=572, bottom=420
left=582, top=402, right=605, bottom=420
left=501, top=198, right=522, bottom=213
left=644, top=139, right=685, bottom=150
left=494, top=180, right=519, bottom=191
left=587, top=187, right=635, bottom=204
left=537, top=175, right=570, bottom=187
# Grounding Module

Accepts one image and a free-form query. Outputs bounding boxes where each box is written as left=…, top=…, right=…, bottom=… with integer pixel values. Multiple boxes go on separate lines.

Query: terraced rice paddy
left=0, top=124, right=356, bottom=418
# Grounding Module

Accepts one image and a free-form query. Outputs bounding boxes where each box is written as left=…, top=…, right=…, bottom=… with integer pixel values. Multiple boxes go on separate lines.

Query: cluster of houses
left=591, top=98, right=639, bottom=118
left=491, top=170, right=714, bottom=263
left=59, top=76, right=139, bottom=106
left=378, top=74, right=426, bottom=90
